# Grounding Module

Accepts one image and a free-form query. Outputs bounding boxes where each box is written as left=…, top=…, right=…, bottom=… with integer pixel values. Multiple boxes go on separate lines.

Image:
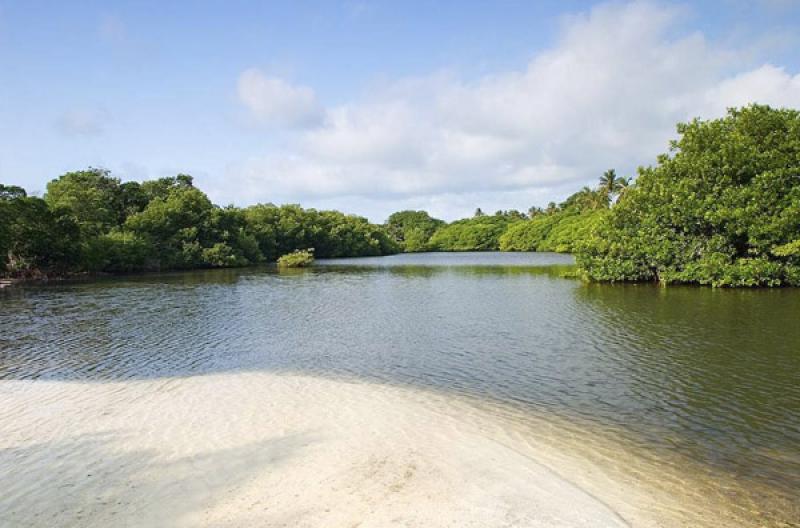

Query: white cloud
left=237, top=69, right=322, bottom=128
left=703, top=64, right=800, bottom=113
left=223, top=1, right=800, bottom=221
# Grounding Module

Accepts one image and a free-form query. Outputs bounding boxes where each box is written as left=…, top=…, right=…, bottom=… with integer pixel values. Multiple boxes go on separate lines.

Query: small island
left=277, top=248, right=315, bottom=268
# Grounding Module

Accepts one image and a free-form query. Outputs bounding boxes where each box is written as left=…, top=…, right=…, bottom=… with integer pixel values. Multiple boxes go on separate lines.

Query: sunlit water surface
left=1, top=252, right=798, bottom=526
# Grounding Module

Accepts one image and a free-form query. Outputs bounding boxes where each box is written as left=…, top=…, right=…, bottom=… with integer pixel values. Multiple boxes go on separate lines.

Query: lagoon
left=1, top=252, right=798, bottom=527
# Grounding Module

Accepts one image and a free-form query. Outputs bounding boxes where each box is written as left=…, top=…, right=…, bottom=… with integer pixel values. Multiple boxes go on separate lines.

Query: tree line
left=387, top=169, right=627, bottom=254
left=378, top=105, right=800, bottom=287
left=0, top=173, right=398, bottom=277
left=2, top=105, right=798, bottom=286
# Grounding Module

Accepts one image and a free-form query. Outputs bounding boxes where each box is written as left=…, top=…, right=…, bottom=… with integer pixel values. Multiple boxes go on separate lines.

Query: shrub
left=277, top=248, right=315, bottom=268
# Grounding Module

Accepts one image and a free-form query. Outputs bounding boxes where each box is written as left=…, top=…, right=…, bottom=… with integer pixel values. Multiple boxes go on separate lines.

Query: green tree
left=429, top=215, right=520, bottom=251
left=578, top=105, right=800, bottom=287
left=140, top=174, right=194, bottom=202
left=385, top=210, right=445, bottom=252
left=500, top=187, right=608, bottom=253
left=115, top=181, right=149, bottom=224
left=2, top=196, right=80, bottom=275
left=45, top=168, right=121, bottom=236
left=124, top=186, right=215, bottom=269
left=244, top=204, right=397, bottom=261
left=598, top=169, right=629, bottom=205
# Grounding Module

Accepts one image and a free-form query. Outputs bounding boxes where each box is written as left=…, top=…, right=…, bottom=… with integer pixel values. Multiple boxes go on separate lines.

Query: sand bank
left=0, top=372, right=649, bottom=528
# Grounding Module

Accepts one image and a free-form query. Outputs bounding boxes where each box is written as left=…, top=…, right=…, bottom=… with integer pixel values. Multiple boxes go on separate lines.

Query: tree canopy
left=1, top=173, right=398, bottom=276
left=576, top=105, right=800, bottom=286
left=385, top=210, right=446, bottom=252
left=428, top=213, right=522, bottom=251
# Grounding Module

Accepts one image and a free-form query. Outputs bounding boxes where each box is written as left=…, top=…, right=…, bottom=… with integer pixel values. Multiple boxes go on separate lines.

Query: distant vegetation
left=385, top=210, right=445, bottom=252
left=429, top=212, right=523, bottom=251
left=380, top=105, right=800, bottom=287
left=0, top=174, right=397, bottom=277
left=2, top=105, right=797, bottom=286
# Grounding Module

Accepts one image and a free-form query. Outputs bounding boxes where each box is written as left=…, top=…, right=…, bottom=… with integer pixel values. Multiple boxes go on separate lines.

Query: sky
left=1, top=0, right=800, bottom=222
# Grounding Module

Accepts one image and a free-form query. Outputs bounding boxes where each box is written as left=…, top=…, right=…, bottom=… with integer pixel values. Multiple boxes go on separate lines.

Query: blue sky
left=1, top=1, right=800, bottom=221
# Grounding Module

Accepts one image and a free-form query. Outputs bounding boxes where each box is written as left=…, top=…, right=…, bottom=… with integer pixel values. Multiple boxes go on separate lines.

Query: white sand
left=0, top=372, right=643, bottom=528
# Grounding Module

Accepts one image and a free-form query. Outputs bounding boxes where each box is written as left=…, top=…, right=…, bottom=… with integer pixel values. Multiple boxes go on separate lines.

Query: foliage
left=277, top=249, right=315, bottom=268
left=1, top=195, right=80, bottom=275
left=500, top=209, right=607, bottom=253
left=576, top=105, right=800, bottom=287
left=428, top=213, right=521, bottom=251
left=140, top=174, right=195, bottom=202
left=385, top=210, right=445, bottom=252
left=1, top=173, right=397, bottom=277
left=124, top=186, right=215, bottom=269
left=45, top=169, right=122, bottom=237
left=82, top=231, right=151, bottom=272
left=244, top=204, right=398, bottom=261
left=500, top=185, right=608, bottom=253
left=598, top=169, right=629, bottom=205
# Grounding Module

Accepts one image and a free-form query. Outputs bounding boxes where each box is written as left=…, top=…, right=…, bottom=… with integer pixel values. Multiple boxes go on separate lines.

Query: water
left=1, top=252, right=798, bottom=525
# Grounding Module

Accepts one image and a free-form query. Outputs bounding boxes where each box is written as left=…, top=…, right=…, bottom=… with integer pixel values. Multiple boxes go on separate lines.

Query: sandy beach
left=0, top=372, right=645, bottom=528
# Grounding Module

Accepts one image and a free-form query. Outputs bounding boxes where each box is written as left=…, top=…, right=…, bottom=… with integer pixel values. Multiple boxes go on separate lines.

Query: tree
left=577, top=105, right=800, bottom=287
left=500, top=187, right=609, bottom=253
left=140, top=174, right=194, bottom=202
left=385, top=210, right=445, bottom=252
left=244, top=204, right=398, bottom=261
left=124, top=186, right=215, bottom=269
left=598, top=169, right=629, bottom=205
left=0, top=184, right=26, bottom=200
left=45, top=169, right=121, bottom=236
left=3, top=171, right=399, bottom=276
left=115, top=181, right=149, bottom=224
left=428, top=215, right=521, bottom=251
left=3, top=196, right=80, bottom=275
left=527, top=206, right=544, bottom=218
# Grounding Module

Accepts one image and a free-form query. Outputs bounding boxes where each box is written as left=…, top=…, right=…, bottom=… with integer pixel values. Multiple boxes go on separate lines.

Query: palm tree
left=598, top=169, right=629, bottom=205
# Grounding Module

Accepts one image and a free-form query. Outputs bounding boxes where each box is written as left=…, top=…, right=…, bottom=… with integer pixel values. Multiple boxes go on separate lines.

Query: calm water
left=1, top=252, right=799, bottom=523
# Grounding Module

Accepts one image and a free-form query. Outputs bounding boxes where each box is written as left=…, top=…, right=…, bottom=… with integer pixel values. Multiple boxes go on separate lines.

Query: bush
left=277, top=249, right=315, bottom=268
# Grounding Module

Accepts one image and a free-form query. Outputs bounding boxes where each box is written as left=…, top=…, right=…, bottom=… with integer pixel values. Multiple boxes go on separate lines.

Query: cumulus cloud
left=55, top=109, right=109, bottom=137
left=703, top=64, right=800, bottom=112
left=237, top=68, right=322, bottom=128
left=225, top=1, right=800, bottom=220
